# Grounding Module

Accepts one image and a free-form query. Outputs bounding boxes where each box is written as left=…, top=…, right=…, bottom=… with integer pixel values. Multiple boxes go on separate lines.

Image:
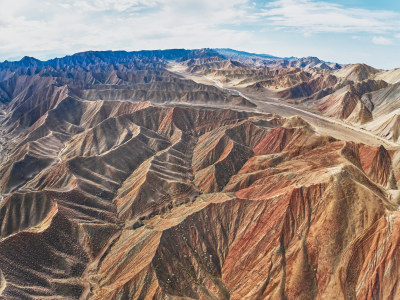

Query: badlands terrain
left=1, top=48, right=400, bottom=299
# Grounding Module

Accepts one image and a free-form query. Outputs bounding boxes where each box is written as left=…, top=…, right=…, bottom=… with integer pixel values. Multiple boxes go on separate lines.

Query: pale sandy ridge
left=168, top=62, right=399, bottom=149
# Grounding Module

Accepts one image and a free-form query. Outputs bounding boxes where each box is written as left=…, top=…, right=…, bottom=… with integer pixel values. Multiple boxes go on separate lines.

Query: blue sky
left=0, top=0, right=399, bottom=69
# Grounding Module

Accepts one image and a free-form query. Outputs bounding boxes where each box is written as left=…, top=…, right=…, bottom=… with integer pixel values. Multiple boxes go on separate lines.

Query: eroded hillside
left=1, top=49, right=400, bottom=299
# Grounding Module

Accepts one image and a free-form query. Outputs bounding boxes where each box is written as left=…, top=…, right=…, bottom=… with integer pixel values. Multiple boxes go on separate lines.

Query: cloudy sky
left=0, top=0, right=399, bottom=69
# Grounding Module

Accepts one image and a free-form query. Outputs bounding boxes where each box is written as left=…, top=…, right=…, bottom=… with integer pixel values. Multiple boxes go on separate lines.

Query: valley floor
left=2, top=53, right=400, bottom=299
left=168, top=63, right=399, bottom=149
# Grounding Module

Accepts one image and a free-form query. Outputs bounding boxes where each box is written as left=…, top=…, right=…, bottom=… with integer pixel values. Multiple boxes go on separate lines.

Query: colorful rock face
left=0, top=50, right=400, bottom=299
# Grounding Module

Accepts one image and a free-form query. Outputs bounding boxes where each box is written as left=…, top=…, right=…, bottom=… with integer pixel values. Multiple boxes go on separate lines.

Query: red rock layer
left=0, top=96, right=398, bottom=299
left=0, top=55, right=399, bottom=299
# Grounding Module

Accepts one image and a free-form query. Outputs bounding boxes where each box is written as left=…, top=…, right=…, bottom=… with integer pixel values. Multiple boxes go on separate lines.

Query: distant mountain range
left=2, top=47, right=400, bottom=299
left=0, top=48, right=340, bottom=71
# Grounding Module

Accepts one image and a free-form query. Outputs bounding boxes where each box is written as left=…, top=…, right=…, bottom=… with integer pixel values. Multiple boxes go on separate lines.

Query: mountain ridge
left=0, top=48, right=345, bottom=71
left=1, top=47, right=400, bottom=299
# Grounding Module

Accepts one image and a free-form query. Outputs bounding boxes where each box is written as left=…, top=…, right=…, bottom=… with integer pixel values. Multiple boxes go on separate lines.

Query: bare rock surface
left=1, top=49, right=400, bottom=299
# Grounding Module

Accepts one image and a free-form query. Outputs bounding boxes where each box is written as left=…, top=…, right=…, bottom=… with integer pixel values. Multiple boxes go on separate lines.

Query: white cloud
left=65, top=0, right=159, bottom=13
left=259, top=0, right=400, bottom=34
left=0, top=0, right=255, bottom=60
left=0, top=0, right=399, bottom=66
left=372, top=36, right=393, bottom=45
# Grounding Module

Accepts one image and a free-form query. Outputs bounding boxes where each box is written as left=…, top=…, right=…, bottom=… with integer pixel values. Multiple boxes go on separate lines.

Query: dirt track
left=168, top=63, right=399, bottom=149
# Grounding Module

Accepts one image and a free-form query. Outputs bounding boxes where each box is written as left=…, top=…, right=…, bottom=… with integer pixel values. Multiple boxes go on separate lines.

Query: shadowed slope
left=1, top=98, right=398, bottom=299
left=1, top=50, right=400, bottom=300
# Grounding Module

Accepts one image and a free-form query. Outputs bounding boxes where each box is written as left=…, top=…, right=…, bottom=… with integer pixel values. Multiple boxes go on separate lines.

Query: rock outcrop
left=0, top=49, right=399, bottom=299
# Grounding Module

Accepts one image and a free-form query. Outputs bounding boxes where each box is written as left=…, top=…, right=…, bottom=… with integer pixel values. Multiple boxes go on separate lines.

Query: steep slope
left=315, top=79, right=388, bottom=123
left=287, top=56, right=340, bottom=71
left=334, top=64, right=380, bottom=82
left=0, top=50, right=400, bottom=300
left=375, top=68, right=400, bottom=84
left=277, top=73, right=338, bottom=99
left=1, top=95, right=399, bottom=299
left=362, top=82, right=400, bottom=116
left=362, top=83, right=400, bottom=142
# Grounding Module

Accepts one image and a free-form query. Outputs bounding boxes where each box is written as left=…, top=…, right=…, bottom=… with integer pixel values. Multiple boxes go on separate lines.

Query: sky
left=0, top=0, right=399, bottom=69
